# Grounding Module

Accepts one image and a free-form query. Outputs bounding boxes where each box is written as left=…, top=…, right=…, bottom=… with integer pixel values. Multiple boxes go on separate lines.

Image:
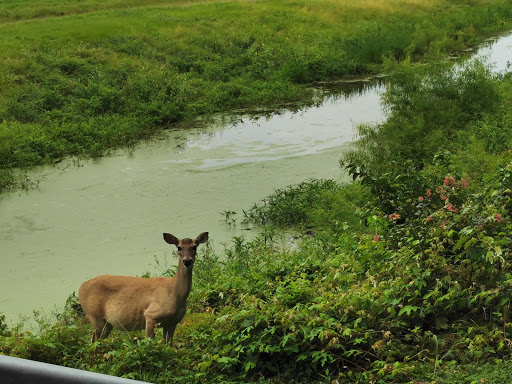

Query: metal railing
left=0, top=354, right=150, bottom=384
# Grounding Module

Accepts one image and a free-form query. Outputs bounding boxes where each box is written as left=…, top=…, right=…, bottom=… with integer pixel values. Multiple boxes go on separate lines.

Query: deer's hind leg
left=91, top=320, right=113, bottom=342
left=163, top=322, right=177, bottom=345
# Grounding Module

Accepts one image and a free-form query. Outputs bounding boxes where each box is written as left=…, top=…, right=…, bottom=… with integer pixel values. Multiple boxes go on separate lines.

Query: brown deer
left=78, top=232, right=209, bottom=344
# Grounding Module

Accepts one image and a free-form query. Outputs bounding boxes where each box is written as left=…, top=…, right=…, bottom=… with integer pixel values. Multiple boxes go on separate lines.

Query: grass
left=0, top=0, right=217, bottom=23
left=1, top=0, right=512, bottom=191
left=4, top=2, right=512, bottom=383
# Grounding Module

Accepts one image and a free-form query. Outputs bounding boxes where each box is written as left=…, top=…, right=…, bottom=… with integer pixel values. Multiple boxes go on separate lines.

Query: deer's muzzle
left=183, top=258, right=194, bottom=267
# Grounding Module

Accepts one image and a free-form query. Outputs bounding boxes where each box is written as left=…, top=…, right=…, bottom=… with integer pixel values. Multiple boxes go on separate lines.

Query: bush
left=241, top=179, right=366, bottom=233
left=344, top=58, right=503, bottom=173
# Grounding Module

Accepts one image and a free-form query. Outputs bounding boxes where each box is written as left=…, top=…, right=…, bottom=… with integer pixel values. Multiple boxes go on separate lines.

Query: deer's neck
left=173, top=262, right=193, bottom=300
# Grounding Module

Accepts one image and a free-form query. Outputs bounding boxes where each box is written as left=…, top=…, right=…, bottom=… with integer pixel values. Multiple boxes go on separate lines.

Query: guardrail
left=0, top=354, right=150, bottom=384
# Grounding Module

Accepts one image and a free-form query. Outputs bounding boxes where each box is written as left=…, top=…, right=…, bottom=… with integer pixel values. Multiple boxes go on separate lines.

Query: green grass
left=4, top=2, right=512, bottom=383
left=0, top=0, right=213, bottom=23
left=1, top=0, right=512, bottom=191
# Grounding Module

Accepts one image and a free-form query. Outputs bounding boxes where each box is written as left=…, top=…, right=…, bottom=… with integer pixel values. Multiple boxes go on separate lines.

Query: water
left=470, top=33, right=512, bottom=73
left=0, top=33, right=511, bottom=324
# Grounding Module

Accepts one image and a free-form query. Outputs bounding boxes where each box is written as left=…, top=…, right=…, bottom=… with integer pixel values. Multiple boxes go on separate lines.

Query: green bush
left=242, top=179, right=366, bottom=233
left=344, top=58, right=503, bottom=173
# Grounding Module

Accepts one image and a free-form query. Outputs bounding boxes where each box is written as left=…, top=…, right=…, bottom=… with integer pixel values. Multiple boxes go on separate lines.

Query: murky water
left=0, top=33, right=511, bottom=324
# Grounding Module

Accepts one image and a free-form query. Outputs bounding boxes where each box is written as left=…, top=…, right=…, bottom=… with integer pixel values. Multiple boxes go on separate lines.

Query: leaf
left=217, top=356, right=238, bottom=364
left=297, top=354, right=308, bottom=362
left=498, top=297, right=510, bottom=307
left=390, top=298, right=402, bottom=305
left=241, top=318, right=254, bottom=328
left=453, top=235, right=469, bottom=251
left=398, top=305, right=419, bottom=316
left=283, top=345, right=299, bottom=353
left=464, top=237, right=478, bottom=250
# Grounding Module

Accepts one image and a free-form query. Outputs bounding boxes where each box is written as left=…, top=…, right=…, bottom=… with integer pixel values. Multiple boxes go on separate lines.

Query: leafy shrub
left=344, top=58, right=503, bottom=173
left=242, top=179, right=365, bottom=233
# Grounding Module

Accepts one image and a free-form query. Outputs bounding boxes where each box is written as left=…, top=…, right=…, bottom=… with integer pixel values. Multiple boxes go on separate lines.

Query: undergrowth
left=1, top=0, right=512, bottom=191
left=3, top=3, right=512, bottom=384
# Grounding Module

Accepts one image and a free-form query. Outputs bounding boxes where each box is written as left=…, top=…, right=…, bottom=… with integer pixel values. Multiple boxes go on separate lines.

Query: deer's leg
left=100, top=322, right=113, bottom=339
left=163, top=322, right=177, bottom=345
left=91, top=320, right=112, bottom=342
left=145, top=318, right=157, bottom=339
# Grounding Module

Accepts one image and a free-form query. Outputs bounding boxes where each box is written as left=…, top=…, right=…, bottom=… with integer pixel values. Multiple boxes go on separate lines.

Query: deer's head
left=163, top=232, right=209, bottom=267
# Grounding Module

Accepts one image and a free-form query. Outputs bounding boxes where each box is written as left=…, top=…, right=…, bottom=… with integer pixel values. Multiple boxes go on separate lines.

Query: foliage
left=4, top=3, right=512, bottom=384
left=242, top=179, right=366, bottom=232
left=2, top=0, right=512, bottom=191
left=343, top=57, right=503, bottom=174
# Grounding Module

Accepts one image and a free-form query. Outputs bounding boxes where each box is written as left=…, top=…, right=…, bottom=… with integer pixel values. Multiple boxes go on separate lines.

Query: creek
left=0, top=33, right=511, bottom=324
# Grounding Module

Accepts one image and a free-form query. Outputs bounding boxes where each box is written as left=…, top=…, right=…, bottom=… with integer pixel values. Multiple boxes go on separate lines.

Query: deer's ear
left=196, top=232, right=209, bottom=244
left=163, top=233, right=179, bottom=245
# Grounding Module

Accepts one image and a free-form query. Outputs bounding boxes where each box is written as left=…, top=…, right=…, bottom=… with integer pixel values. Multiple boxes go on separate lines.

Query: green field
left=1, top=0, right=512, bottom=190
left=3, top=1, right=512, bottom=383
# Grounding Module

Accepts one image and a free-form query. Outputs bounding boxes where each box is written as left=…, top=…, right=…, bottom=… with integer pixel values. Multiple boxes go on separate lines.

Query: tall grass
left=0, top=0, right=214, bottom=23
left=1, top=0, right=512, bottom=191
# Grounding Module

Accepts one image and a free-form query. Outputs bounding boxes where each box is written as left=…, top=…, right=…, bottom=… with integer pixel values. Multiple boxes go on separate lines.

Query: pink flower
left=446, top=204, right=458, bottom=213
left=427, top=215, right=433, bottom=222
left=418, top=196, right=424, bottom=202
left=495, top=213, right=502, bottom=223
left=459, top=178, right=469, bottom=188
left=444, top=176, right=457, bottom=187
left=373, top=235, right=380, bottom=242
left=441, top=195, right=448, bottom=201
left=389, top=213, right=401, bottom=220
left=426, top=189, right=432, bottom=199
left=436, top=186, right=446, bottom=195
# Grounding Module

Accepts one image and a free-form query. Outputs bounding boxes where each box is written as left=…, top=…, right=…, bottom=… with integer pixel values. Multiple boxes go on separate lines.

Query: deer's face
left=163, top=232, right=209, bottom=268
left=177, top=238, right=198, bottom=267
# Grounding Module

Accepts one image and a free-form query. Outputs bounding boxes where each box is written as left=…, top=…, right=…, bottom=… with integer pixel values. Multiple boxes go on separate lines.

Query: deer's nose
left=183, top=258, right=194, bottom=267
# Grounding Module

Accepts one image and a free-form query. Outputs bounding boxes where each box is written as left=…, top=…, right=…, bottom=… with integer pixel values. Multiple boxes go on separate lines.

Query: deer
left=78, top=232, right=209, bottom=344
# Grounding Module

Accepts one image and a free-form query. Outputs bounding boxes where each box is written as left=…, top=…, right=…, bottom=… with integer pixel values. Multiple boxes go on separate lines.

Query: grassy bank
left=1, top=0, right=512, bottom=191
left=3, top=56, right=512, bottom=382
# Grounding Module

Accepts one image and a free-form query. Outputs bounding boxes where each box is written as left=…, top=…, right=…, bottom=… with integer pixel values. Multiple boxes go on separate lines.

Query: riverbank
left=1, top=0, right=512, bottom=191
left=2, top=40, right=512, bottom=382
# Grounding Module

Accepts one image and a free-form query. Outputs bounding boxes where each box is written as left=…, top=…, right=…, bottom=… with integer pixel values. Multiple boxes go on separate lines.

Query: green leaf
left=241, top=318, right=253, bottom=328
left=398, top=305, right=419, bottom=316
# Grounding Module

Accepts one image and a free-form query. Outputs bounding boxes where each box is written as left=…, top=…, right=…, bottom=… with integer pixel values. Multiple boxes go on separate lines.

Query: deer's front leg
left=145, top=318, right=157, bottom=338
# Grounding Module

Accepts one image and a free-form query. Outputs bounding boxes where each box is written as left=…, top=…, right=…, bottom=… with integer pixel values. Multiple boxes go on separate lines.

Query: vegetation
left=2, top=0, right=512, bottom=191
left=3, top=1, right=512, bottom=383
left=3, top=52, right=512, bottom=382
